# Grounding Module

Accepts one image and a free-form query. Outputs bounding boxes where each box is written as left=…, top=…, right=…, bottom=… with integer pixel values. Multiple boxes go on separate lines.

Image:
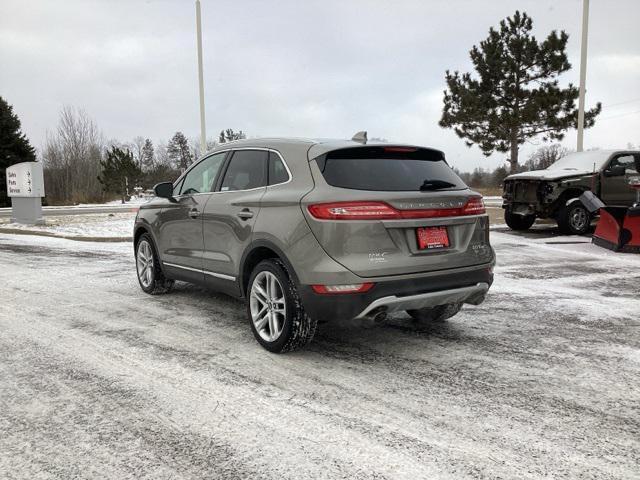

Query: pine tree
left=141, top=138, right=155, bottom=171
left=0, top=97, right=36, bottom=206
left=97, top=146, right=142, bottom=203
left=218, top=128, right=246, bottom=144
left=167, top=131, right=193, bottom=170
left=440, top=11, right=601, bottom=172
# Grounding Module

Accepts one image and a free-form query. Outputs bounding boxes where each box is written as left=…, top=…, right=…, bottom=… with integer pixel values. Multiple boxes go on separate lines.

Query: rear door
left=202, top=149, right=268, bottom=294
left=302, top=146, right=492, bottom=277
left=156, top=152, right=227, bottom=283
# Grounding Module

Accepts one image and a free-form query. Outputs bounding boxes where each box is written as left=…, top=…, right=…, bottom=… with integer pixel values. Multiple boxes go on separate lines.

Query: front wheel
left=407, top=303, right=462, bottom=323
left=247, top=259, right=317, bottom=353
left=504, top=210, right=536, bottom=231
left=557, top=201, right=591, bottom=235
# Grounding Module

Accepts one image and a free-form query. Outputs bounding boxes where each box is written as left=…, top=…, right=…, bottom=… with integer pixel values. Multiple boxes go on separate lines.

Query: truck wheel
left=407, top=303, right=462, bottom=323
left=557, top=201, right=591, bottom=235
left=135, top=233, right=174, bottom=295
left=504, top=210, right=536, bottom=231
left=247, top=259, right=317, bottom=353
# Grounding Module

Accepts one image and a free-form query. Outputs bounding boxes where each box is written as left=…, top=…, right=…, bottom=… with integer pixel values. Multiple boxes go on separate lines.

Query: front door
left=157, top=152, right=227, bottom=283
left=202, top=149, right=268, bottom=295
left=600, top=154, right=639, bottom=206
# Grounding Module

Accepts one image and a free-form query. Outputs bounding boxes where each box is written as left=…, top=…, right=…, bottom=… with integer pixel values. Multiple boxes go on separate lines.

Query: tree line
left=40, top=106, right=245, bottom=204
left=454, top=143, right=571, bottom=190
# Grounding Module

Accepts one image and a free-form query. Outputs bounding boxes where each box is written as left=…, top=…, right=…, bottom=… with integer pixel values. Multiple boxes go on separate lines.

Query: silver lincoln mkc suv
left=133, top=134, right=495, bottom=352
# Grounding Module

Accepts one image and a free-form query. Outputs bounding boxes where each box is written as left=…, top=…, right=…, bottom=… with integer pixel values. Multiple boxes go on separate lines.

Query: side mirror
left=153, top=182, right=174, bottom=198
left=604, top=165, right=626, bottom=177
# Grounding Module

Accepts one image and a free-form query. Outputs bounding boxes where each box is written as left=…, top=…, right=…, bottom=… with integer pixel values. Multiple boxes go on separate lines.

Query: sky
left=1, top=0, right=639, bottom=172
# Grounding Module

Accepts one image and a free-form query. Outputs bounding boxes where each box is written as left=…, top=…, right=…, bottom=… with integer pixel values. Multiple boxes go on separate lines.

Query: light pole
left=195, top=0, right=207, bottom=156
left=576, top=0, right=589, bottom=152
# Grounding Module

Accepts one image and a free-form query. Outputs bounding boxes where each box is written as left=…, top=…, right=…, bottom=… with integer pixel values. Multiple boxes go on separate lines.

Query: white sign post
left=6, top=162, right=45, bottom=224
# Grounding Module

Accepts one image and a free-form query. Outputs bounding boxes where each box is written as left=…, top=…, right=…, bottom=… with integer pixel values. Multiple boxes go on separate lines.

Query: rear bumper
left=299, top=263, right=493, bottom=322
left=355, top=282, right=489, bottom=319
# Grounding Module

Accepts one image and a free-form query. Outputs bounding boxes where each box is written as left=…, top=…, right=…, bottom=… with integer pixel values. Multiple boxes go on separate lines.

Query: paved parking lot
left=0, top=229, right=638, bottom=479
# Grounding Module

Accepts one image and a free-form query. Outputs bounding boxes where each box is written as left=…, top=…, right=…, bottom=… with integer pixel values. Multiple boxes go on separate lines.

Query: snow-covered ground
left=0, top=212, right=136, bottom=239
left=0, top=229, right=638, bottom=479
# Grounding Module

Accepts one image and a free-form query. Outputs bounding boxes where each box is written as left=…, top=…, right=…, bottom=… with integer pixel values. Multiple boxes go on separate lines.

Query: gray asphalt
left=0, top=232, right=638, bottom=479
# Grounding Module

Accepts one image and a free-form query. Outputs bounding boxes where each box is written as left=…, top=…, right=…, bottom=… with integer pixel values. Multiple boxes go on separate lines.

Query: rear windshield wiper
left=419, top=180, right=456, bottom=191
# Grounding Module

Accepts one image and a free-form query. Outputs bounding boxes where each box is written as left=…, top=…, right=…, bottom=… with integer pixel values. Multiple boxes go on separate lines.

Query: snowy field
left=0, top=212, right=135, bottom=240
left=0, top=226, right=639, bottom=479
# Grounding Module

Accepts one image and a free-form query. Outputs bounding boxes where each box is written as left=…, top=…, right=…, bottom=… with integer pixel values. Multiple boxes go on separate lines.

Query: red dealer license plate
left=416, top=226, right=450, bottom=250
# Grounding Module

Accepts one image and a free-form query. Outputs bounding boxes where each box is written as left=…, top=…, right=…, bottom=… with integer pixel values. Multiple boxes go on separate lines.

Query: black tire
left=246, top=259, right=317, bottom=353
left=407, top=303, right=463, bottom=323
left=135, top=233, right=174, bottom=295
left=504, top=210, right=536, bottom=231
left=557, top=201, right=591, bottom=235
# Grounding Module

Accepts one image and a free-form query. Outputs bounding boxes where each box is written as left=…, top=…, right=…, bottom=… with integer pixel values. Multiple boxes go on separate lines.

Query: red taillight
left=311, top=283, right=375, bottom=294
left=308, top=197, right=485, bottom=220
left=307, top=202, right=398, bottom=220
left=461, top=197, right=486, bottom=215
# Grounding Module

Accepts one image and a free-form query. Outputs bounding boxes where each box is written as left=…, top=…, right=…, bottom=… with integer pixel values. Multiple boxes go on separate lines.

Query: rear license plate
left=416, top=226, right=449, bottom=250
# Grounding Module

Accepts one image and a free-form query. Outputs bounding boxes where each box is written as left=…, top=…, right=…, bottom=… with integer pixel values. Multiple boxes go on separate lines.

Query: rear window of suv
left=316, top=146, right=467, bottom=191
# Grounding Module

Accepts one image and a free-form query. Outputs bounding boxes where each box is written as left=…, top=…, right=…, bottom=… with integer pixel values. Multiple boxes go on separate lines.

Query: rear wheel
left=504, top=210, right=536, bottom=231
left=135, top=233, right=174, bottom=295
left=407, top=303, right=462, bottom=323
left=247, top=259, right=317, bottom=353
left=557, top=201, right=591, bottom=235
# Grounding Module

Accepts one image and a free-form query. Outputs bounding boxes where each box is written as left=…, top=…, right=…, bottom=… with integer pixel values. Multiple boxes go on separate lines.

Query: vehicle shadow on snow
left=159, top=282, right=467, bottom=355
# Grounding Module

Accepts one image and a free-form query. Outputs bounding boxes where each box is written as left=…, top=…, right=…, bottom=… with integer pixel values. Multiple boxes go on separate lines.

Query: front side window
left=179, top=152, right=226, bottom=195
left=268, top=152, right=289, bottom=185
left=220, top=150, right=268, bottom=191
left=608, top=155, right=638, bottom=173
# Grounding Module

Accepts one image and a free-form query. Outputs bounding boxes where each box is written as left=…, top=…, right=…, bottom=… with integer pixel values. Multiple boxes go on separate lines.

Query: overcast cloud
left=1, top=0, right=639, bottom=171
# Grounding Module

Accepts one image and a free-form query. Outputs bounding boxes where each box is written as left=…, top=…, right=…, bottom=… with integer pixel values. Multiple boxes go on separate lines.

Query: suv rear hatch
left=301, top=145, right=492, bottom=277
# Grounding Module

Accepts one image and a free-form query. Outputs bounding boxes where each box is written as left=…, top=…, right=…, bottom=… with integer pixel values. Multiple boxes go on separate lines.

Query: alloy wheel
left=250, top=271, right=286, bottom=342
left=136, top=240, right=155, bottom=288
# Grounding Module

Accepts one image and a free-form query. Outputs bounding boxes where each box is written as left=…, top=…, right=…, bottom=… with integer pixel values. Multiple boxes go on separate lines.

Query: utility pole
left=576, top=0, right=590, bottom=152
left=195, top=0, right=207, bottom=156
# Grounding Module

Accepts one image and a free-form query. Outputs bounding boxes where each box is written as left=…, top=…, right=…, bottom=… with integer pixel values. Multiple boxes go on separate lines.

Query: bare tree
left=188, top=136, right=218, bottom=160
left=525, top=144, right=571, bottom=171
left=130, top=136, right=146, bottom=169
left=155, top=140, right=170, bottom=167
left=42, top=106, right=104, bottom=204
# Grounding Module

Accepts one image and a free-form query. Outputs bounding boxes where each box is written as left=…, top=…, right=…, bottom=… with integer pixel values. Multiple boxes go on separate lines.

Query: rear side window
left=318, top=146, right=466, bottom=191
left=220, top=150, right=268, bottom=191
left=268, top=152, right=289, bottom=185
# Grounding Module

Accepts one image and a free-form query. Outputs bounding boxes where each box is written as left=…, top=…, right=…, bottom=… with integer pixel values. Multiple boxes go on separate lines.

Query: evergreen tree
left=492, top=165, right=509, bottom=187
left=218, top=128, right=246, bottom=144
left=440, top=11, right=601, bottom=172
left=141, top=138, right=155, bottom=171
left=167, top=131, right=193, bottom=170
left=97, top=146, right=142, bottom=203
left=0, top=97, right=36, bottom=206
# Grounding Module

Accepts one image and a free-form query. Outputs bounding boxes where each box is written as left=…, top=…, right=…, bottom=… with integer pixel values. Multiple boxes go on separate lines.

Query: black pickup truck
left=502, top=150, right=640, bottom=235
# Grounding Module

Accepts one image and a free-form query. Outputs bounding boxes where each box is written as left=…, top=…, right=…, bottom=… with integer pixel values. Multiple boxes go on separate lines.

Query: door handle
left=189, top=208, right=200, bottom=219
left=237, top=209, right=254, bottom=220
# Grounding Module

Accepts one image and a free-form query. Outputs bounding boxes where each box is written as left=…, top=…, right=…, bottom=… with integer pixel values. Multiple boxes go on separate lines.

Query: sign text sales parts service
left=6, top=162, right=45, bottom=198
